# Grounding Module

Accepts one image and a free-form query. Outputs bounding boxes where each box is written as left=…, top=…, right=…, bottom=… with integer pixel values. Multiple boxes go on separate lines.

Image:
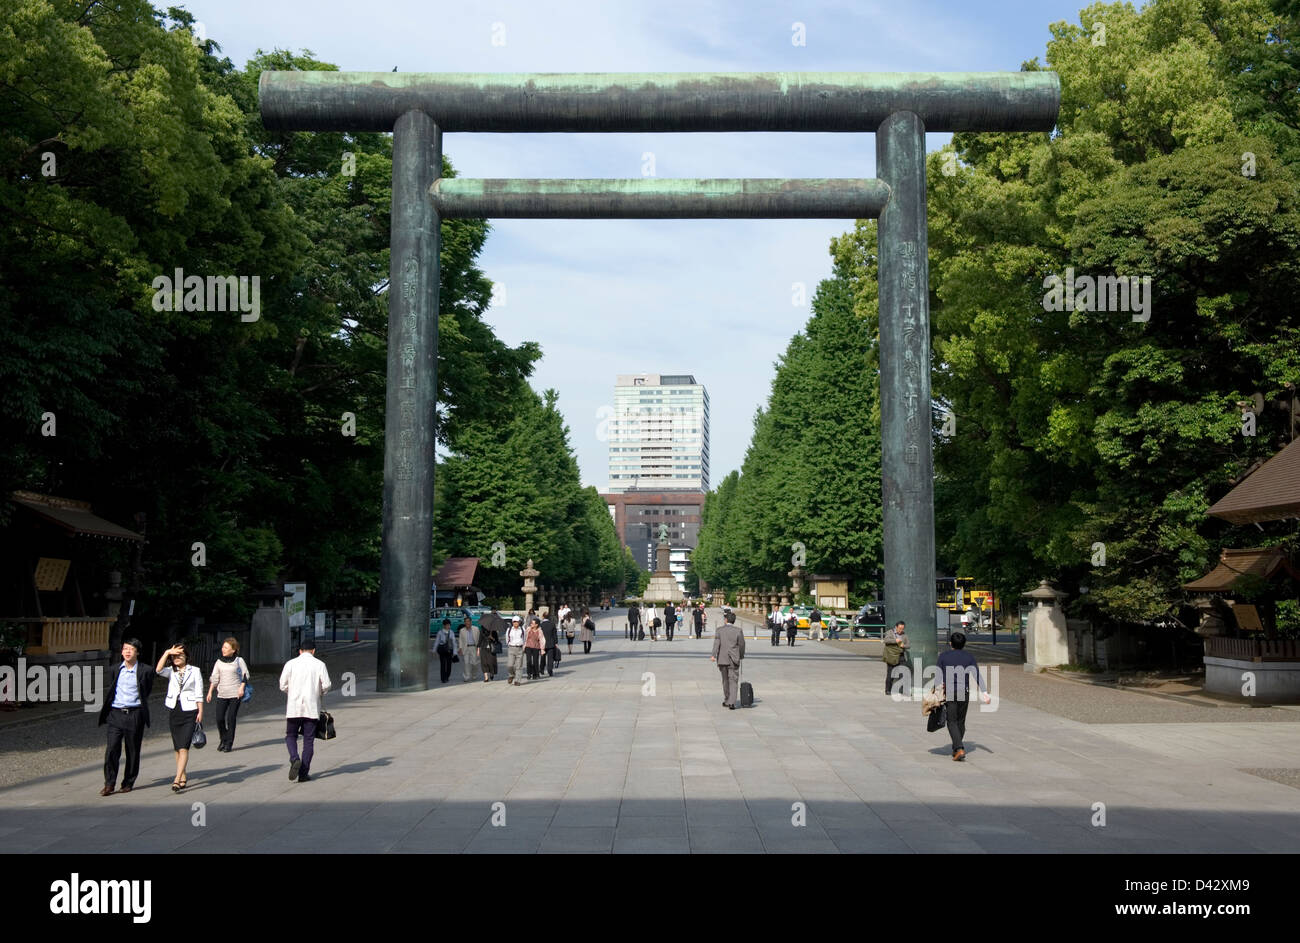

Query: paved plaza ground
left=2, top=610, right=1298, bottom=854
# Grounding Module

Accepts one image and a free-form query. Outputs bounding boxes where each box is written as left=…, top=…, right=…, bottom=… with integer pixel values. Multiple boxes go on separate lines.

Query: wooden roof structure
left=1208, top=438, right=1300, bottom=524
left=1182, top=547, right=1300, bottom=593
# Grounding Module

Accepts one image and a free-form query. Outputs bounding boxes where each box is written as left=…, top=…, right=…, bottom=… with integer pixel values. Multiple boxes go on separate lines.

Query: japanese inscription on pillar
left=396, top=256, right=419, bottom=480
left=900, top=240, right=921, bottom=465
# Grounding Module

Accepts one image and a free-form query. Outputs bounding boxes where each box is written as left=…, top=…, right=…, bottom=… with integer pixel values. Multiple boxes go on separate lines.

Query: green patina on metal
left=430, top=178, right=891, bottom=219
left=257, top=71, right=1060, bottom=692
left=260, top=70, right=1059, bottom=133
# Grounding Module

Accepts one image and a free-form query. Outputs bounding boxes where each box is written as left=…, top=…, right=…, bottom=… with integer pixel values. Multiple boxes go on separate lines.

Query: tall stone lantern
left=520, top=559, right=539, bottom=614
left=788, top=565, right=806, bottom=597
left=1022, top=579, right=1068, bottom=672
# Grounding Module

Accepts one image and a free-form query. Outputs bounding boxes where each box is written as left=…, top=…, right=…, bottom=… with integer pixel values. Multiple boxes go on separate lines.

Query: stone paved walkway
left=2, top=611, right=1297, bottom=854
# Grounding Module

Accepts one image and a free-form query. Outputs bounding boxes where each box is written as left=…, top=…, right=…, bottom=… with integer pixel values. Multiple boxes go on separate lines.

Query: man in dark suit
left=710, top=611, right=746, bottom=709
left=540, top=609, right=559, bottom=676
left=663, top=603, right=676, bottom=641
left=626, top=603, right=640, bottom=640
left=97, top=637, right=156, bottom=795
left=692, top=603, right=705, bottom=639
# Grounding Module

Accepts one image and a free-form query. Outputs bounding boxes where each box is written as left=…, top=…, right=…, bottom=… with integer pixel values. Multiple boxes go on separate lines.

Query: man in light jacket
left=459, top=617, right=481, bottom=682
left=710, top=611, right=746, bottom=710
left=279, top=637, right=332, bottom=783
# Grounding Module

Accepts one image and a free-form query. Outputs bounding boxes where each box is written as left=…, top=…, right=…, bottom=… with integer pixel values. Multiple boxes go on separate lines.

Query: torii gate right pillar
left=877, top=111, right=937, bottom=674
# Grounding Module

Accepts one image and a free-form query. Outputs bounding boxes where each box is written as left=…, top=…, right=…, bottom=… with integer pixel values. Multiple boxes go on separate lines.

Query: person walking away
left=785, top=610, right=798, bottom=647
left=883, top=621, right=910, bottom=695
left=693, top=603, right=705, bottom=639
left=156, top=643, right=204, bottom=792
left=506, top=616, right=526, bottom=685
left=478, top=615, right=499, bottom=681
left=664, top=602, right=676, bottom=641
left=710, top=611, right=746, bottom=710
left=769, top=606, right=781, bottom=646
left=279, top=636, right=332, bottom=782
left=459, top=616, right=481, bottom=682
left=540, top=609, right=559, bottom=676
left=809, top=607, right=825, bottom=642
left=579, top=608, right=596, bottom=653
left=827, top=610, right=841, bottom=641
left=563, top=611, right=577, bottom=654
left=434, top=618, right=458, bottom=683
left=935, top=631, right=991, bottom=761
left=627, top=602, right=641, bottom=640
left=524, top=618, right=544, bottom=680
left=98, top=637, right=156, bottom=796
left=646, top=604, right=658, bottom=641
left=206, top=636, right=249, bottom=751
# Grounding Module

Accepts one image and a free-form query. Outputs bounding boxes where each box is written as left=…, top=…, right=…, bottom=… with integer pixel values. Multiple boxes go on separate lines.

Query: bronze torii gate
left=260, top=72, right=1059, bottom=691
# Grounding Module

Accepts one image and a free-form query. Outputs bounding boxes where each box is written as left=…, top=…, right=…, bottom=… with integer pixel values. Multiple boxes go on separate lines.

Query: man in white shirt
left=279, top=637, right=332, bottom=782
left=505, top=615, right=526, bottom=685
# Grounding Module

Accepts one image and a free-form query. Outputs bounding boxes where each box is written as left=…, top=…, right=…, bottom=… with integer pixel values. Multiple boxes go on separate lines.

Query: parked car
left=853, top=603, right=887, bottom=638
left=429, top=605, right=484, bottom=637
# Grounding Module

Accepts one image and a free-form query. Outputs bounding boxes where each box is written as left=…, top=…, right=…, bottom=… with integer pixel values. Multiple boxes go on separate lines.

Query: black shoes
left=289, top=759, right=301, bottom=781
left=298, top=772, right=311, bottom=782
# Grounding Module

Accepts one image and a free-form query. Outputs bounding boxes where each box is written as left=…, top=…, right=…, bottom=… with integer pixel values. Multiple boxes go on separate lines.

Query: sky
left=187, top=0, right=1089, bottom=490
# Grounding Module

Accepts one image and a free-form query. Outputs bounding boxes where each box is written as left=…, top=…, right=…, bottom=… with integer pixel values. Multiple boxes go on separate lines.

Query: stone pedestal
left=1022, top=579, right=1068, bottom=672
left=250, top=592, right=290, bottom=667
left=520, top=559, right=538, bottom=613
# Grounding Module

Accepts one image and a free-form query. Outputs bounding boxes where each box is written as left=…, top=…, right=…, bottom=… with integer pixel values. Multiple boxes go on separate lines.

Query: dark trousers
left=885, top=661, right=900, bottom=694
left=438, top=651, right=453, bottom=682
left=583, top=640, right=591, bottom=653
left=945, top=698, right=971, bottom=754
left=285, top=717, right=318, bottom=774
left=627, top=621, right=638, bottom=639
left=665, top=620, right=675, bottom=641
left=786, top=629, right=796, bottom=646
left=526, top=648, right=541, bottom=678
left=215, top=696, right=241, bottom=747
left=544, top=646, right=556, bottom=676
left=103, top=706, right=145, bottom=787
left=695, top=622, right=703, bottom=638
left=770, top=626, right=781, bottom=645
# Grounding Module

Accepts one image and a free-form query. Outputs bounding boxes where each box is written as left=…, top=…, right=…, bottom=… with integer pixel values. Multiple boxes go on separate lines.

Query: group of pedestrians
left=98, top=634, right=332, bottom=795
left=625, top=601, right=707, bottom=640
left=767, top=605, right=839, bottom=645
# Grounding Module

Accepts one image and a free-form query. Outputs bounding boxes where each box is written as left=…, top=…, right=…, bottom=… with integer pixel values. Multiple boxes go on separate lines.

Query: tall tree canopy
left=833, top=0, right=1300, bottom=628
left=0, top=2, right=538, bottom=631
left=694, top=259, right=884, bottom=593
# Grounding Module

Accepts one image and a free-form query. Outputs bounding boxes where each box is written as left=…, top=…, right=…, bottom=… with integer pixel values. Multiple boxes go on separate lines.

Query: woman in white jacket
left=157, top=644, right=204, bottom=791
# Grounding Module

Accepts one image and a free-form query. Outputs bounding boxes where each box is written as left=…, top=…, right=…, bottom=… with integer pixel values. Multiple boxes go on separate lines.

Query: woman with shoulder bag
left=563, top=612, right=577, bottom=654
left=157, top=643, right=204, bottom=791
left=206, top=636, right=249, bottom=751
left=434, top=619, right=458, bottom=684
left=579, top=608, right=595, bottom=654
left=524, top=617, right=544, bottom=680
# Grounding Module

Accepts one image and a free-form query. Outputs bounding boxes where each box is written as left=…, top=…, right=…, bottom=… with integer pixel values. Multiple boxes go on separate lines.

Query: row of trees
left=692, top=262, right=883, bottom=594
left=697, top=0, right=1300, bottom=635
left=1, top=2, right=619, bottom=632
left=433, top=388, right=641, bottom=602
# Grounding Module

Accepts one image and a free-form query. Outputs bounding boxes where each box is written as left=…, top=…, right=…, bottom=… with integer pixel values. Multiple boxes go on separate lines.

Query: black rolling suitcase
left=739, top=664, right=753, bottom=708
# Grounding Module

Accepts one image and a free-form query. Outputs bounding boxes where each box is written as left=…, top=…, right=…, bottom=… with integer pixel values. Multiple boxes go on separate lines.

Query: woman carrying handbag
left=206, top=636, right=250, bottom=751
left=579, top=608, right=595, bottom=654
left=157, top=643, right=205, bottom=791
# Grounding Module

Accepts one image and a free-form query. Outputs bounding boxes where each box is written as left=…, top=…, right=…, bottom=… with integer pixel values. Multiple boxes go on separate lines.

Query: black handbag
left=926, top=703, right=947, bottom=733
left=191, top=721, right=207, bottom=748
left=317, top=710, right=337, bottom=740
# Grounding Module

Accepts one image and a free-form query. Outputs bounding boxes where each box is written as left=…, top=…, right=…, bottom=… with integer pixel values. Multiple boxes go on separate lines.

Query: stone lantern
left=788, top=565, right=806, bottom=597
left=1022, top=579, right=1068, bottom=672
left=520, top=559, right=539, bottom=614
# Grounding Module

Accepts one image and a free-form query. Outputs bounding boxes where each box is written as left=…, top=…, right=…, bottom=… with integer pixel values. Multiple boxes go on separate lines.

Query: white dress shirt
left=279, top=651, right=332, bottom=719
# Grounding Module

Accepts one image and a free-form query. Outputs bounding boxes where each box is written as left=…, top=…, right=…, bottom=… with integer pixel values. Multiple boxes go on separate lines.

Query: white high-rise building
left=606, top=374, right=710, bottom=494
